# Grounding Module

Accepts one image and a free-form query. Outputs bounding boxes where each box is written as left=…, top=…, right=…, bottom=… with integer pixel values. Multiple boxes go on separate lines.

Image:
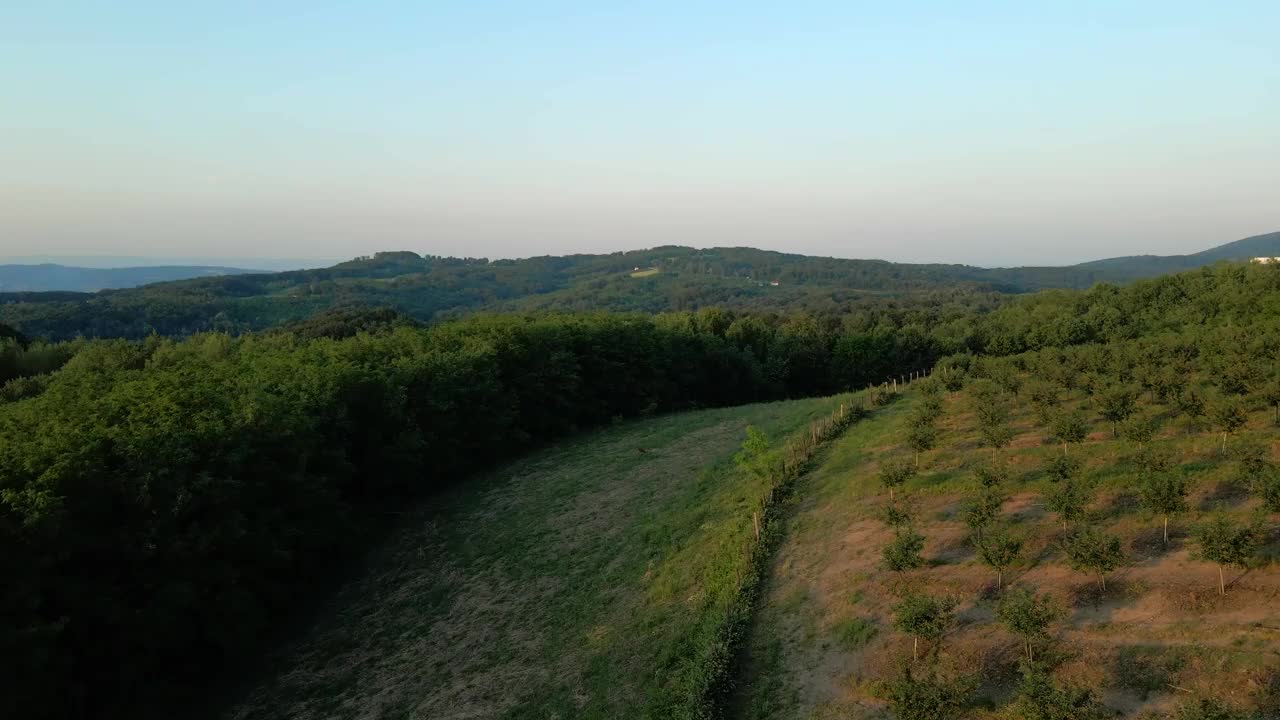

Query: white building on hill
left=1251, top=257, right=1280, bottom=264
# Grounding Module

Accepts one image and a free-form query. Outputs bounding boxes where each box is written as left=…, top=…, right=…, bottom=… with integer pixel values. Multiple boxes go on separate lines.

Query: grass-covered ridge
left=228, top=394, right=858, bottom=719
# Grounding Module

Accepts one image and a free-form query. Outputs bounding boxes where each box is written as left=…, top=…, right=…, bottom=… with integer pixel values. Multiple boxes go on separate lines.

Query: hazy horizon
left=4, top=3, right=1277, bottom=266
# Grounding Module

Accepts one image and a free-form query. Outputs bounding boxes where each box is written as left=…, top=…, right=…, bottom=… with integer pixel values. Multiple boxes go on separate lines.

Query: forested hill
left=2, top=231, right=1277, bottom=340
left=0, top=263, right=260, bottom=292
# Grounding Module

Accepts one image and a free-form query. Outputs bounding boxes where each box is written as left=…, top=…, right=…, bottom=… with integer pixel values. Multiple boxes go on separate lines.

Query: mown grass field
left=225, top=394, right=852, bottom=720
left=738, top=381, right=1280, bottom=719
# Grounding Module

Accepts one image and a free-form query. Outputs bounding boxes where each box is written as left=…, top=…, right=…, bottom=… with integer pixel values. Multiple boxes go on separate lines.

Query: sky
left=2, top=2, right=1277, bottom=267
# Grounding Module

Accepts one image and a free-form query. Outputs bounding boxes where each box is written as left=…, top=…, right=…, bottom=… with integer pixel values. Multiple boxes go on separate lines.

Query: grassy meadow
left=225, top=393, right=856, bottom=720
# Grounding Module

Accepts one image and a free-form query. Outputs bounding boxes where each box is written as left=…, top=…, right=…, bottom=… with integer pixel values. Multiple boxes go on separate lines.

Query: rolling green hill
left=0, top=263, right=261, bottom=292
left=1, top=231, right=1277, bottom=341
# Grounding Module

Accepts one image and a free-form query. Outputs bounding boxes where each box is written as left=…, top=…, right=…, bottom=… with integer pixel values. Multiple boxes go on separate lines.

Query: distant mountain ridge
left=1, top=230, right=1276, bottom=340
left=1041, top=230, right=1280, bottom=282
left=0, top=263, right=261, bottom=292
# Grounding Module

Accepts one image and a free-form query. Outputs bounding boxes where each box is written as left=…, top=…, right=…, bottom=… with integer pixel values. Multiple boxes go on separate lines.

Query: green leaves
left=883, top=664, right=973, bottom=720
left=1062, top=526, right=1126, bottom=590
left=878, top=457, right=917, bottom=500
left=1045, top=480, right=1091, bottom=531
left=892, top=592, right=958, bottom=660
left=995, top=586, right=1058, bottom=660
left=1194, top=514, right=1262, bottom=572
left=883, top=527, right=927, bottom=572
left=976, top=525, right=1023, bottom=588
left=962, top=487, right=1005, bottom=535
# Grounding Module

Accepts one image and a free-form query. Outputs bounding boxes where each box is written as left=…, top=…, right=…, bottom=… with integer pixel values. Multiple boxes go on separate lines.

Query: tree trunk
left=1219, top=565, right=1225, bottom=596
left=913, top=636, right=918, bottom=662
left=1099, top=573, right=1106, bottom=592
left=998, top=568, right=1003, bottom=590
left=890, top=487, right=895, bottom=502
left=1222, top=432, right=1227, bottom=453
left=1163, top=516, right=1169, bottom=545
left=1027, top=638, right=1033, bottom=663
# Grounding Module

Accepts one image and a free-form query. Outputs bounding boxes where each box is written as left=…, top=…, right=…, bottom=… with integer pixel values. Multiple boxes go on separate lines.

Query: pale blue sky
left=2, top=2, right=1277, bottom=266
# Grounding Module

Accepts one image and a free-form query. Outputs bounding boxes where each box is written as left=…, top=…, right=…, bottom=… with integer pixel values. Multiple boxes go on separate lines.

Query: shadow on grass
left=1198, top=480, right=1249, bottom=511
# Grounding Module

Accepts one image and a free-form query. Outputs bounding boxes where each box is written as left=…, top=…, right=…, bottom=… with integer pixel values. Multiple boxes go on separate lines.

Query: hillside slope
left=224, top=395, right=855, bottom=720
left=1054, top=230, right=1280, bottom=284
left=0, top=263, right=259, bottom=292
left=738, top=374, right=1280, bottom=718
left=1, top=231, right=1276, bottom=340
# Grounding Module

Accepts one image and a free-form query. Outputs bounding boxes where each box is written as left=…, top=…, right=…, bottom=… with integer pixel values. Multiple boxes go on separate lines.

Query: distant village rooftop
left=1251, top=257, right=1280, bottom=264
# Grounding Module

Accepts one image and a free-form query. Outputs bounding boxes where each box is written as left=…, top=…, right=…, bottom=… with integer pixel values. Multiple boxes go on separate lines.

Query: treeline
left=0, top=310, right=930, bottom=719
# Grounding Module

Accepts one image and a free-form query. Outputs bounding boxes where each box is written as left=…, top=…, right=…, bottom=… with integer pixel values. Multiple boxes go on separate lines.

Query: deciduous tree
left=995, top=586, right=1059, bottom=661
left=1193, top=514, right=1262, bottom=595
left=977, top=525, right=1023, bottom=590
left=892, top=593, right=957, bottom=661
left=1137, top=471, right=1188, bottom=545
left=883, top=527, right=927, bottom=572
left=1063, top=526, right=1126, bottom=591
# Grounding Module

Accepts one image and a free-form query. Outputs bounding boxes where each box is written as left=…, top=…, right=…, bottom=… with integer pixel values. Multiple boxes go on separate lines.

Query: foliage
left=995, top=586, right=1059, bottom=661
left=879, top=500, right=914, bottom=528
left=1063, top=526, right=1126, bottom=590
left=1042, top=452, right=1083, bottom=483
left=974, top=462, right=1010, bottom=488
left=976, top=525, right=1023, bottom=589
left=1045, top=479, right=1091, bottom=531
left=1012, top=668, right=1110, bottom=720
left=1118, top=411, right=1159, bottom=446
left=734, top=426, right=776, bottom=482
left=962, top=487, right=1005, bottom=538
left=1194, top=514, right=1262, bottom=594
left=883, top=527, right=927, bottom=572
left=879, top=457, right=917, bottom=500
left=905, top=422, right=939, bottom=467
left=891, top=593, right=958, bottom=660
left=1137, top=471, right=1189, bottom=544
left=883, top=664, right=973, bottom=720
left=1098, top=384, right=1139, bottom=436
left=1209, top=395, right=1249, bottom=449
left=0, top=313, right=871, bottom=719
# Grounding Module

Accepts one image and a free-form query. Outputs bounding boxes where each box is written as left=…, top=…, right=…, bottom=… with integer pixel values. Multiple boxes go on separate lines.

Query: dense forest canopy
left=3, top=231, right=1277, bottom=341
left=2, top=261, right=1280, bottom=718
